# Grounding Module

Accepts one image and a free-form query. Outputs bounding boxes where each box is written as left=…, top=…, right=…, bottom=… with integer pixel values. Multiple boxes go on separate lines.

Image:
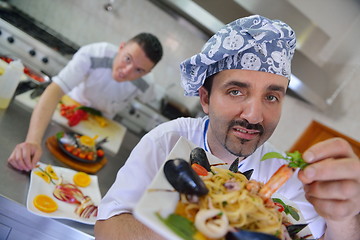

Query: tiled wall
left=10, top=0, right=360, bottom=151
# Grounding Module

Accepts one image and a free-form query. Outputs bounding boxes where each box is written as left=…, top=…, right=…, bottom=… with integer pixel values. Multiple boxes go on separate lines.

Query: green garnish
left=272, top=198, right=300, bottom=221
left=261, top=151, right=309, bottom=170
left=76, top=106, right=102, bottom=116
left=55, top=131, right=64, bottom=141
left=156, top=213, right=196, bottom=240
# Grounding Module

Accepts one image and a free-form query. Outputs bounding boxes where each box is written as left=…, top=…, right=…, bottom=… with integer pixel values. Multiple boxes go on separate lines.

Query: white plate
left=134, top=137, right=313, bottom=239
left=27, top=162, right=101, bottom=225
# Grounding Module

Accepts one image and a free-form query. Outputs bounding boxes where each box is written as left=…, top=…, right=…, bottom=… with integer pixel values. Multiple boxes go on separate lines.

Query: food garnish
left=73, top=172, right=92, bottom=187
left=261, top=150, right=309, bottom=170
left=33, top=164, right=58, bottom=184
left=33, top=194, right=58, bottom=213
left=156, top=213, right=196, bottom=240
left=33, top=165, right=98, bottom=218
left=53, top=177, right=98, bottom=218
left=45, top=165, right=59, bottom=180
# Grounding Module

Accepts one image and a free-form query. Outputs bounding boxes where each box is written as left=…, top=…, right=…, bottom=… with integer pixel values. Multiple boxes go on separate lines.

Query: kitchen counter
left=0, top=100, right=141, bottom=238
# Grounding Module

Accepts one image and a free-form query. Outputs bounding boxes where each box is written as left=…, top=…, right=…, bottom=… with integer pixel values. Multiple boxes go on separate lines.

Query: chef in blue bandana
left=95, top=15, right=360, bottom=240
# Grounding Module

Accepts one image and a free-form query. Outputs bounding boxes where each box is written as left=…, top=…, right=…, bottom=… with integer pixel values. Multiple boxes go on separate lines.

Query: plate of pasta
left=134, top=137, right=314, bottom=240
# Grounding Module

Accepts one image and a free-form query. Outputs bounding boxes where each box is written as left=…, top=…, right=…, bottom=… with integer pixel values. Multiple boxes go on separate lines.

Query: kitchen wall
left=9, top=0, right=360, bottom=152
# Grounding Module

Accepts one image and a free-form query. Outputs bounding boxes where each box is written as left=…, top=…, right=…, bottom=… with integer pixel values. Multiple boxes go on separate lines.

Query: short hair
left=202, top=73, right=216, bottom=97
left=129, top=33, right=163, bottom=65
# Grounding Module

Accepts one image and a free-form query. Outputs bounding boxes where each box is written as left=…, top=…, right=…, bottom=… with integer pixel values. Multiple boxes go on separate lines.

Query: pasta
left=174, top=166, right=283, bottom=239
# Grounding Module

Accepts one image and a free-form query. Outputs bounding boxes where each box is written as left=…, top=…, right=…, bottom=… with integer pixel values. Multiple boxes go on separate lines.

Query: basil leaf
left=156, top=213, right=196, bottom=240
left=261, top=152, right=285, bottom=161
left=272, top=198, right=286, bottom=206
left=288, top=205, right=300, bottom=221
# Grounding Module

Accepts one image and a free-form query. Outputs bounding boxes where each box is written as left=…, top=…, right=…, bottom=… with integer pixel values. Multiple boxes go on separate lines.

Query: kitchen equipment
left=0, top=5, right=78, bottom=79
left=117, top=99, right=170, bottom=134
left=0, top=59, right=24, bottom=109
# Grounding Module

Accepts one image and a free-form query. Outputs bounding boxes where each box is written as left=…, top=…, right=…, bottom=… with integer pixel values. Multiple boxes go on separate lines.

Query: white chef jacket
left=52, top=42, right=156, bottom=119
left=98, top=116, right=326, bottom=238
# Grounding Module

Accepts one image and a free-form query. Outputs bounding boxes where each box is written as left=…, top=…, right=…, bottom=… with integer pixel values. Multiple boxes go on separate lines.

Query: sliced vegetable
left=191, top=163, right=208, bottom=176
left=76, top=106, right=102, bottom=116
left=33, top=194, right=58, bottom=213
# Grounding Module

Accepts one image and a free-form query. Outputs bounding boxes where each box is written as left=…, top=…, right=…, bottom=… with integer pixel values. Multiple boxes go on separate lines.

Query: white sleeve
left=96, top=133, right=168, bottom=219
left=52, top=45, right=93, bottom=94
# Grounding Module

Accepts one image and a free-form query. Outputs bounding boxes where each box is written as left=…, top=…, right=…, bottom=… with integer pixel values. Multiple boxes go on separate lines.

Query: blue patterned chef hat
left=180, top=15, right=296, bottom=96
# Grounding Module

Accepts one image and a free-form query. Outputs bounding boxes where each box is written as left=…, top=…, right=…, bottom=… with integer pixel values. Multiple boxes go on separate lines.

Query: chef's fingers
left=304, top=195, right=359, bottom=221
left=303, top=178, right=360, bottom=200
left=7, top=151, right=21, bottom=170
left=299, top=157, right=360, bottom=184
left=302, top=138, right=357, bottom=164
left=18, top=144, right=34, bottom=171
left=30, top=147, right=42, bottom=169
left=8, top=145, right=27, bottom=171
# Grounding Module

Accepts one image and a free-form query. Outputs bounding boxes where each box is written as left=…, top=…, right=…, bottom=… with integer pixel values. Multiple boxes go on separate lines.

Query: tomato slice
left=191, top=163, right=208, bottom=176
left=274, top=202, right=285, bottom=212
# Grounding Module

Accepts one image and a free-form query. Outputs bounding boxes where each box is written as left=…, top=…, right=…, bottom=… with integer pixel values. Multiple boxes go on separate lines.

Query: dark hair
left=129, top=33, right=163, bottom=65
left=202, top=73, right=216, bottom=97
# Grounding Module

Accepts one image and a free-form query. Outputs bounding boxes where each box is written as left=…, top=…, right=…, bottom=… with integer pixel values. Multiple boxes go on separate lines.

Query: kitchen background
left=3, top=0, right=360, bottom=152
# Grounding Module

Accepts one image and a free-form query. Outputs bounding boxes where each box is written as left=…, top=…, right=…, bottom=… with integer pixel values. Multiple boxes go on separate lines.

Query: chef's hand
left=7, top=141, right=42, bottom=172
left=299, top=138, right=360, bottom=220
left=298, top=138, right=360, bottom=239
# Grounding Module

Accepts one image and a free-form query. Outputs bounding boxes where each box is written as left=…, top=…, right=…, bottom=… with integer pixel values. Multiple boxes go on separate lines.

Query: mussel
left=190, top=147, right=211, bottom=172
left=286, top=224, right=308, bottom=239
left=225, top=229, right=280, bottom=240
left=164, top=158, right=209, bottom=196
left=229, top=158, right=254, bottom=180
left=229, top=158, right=240, bottom=173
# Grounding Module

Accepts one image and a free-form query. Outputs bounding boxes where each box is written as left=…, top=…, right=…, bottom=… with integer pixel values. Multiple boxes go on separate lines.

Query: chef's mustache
left=229, top=119, right=264, bottom=135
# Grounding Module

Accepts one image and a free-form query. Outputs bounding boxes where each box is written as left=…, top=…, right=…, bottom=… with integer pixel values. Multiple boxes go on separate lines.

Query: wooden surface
left=46, top=136, right=107, bottom=174
left=289, top=120, right=360, bottom=158
left=15, top=90, right=127, bottom=154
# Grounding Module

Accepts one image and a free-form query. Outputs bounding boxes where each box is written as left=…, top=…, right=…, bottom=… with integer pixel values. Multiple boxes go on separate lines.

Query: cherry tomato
left=96, top=149, right=105, bottom=158
left=86, top=152, right=95, bottom=161
left=65, top=145, right=75, bottom=152
left=191, top=163, right=208, bottom=176
left=274, top=202, right=285, bottom=212
left=72, top=148, right=81, bottom=157
left=78, top=151, right=87, bottom=159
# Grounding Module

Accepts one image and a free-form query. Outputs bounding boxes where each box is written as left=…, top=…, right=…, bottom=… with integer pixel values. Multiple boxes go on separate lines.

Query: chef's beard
left=223, top=119, right=264, bottom=158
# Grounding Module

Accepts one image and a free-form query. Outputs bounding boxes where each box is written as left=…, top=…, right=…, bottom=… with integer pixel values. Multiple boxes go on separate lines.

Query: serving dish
left=134, top=137, right=313, bottom=239
left=57, top=131, right=104, bottom=163
left=27, top=162, right=101, bottom=225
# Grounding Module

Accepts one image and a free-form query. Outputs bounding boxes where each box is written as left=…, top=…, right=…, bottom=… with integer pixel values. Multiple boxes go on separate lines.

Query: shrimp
left=258, top=164, right=295, bottom=200
left=194, top=209, right=229, bottom=239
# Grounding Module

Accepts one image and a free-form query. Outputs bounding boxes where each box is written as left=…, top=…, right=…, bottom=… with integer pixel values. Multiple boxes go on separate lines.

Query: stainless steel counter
left=0, top=100, right=141, bottom=238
